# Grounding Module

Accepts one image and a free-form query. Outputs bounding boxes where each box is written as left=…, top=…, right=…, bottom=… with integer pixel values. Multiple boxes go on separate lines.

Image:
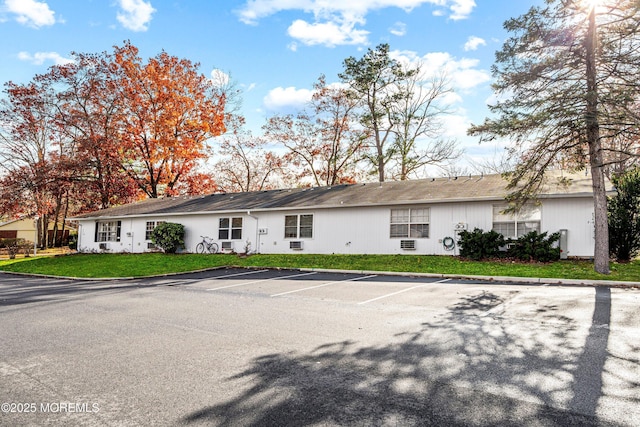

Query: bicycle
left=196, top=236, right=219, bottom=254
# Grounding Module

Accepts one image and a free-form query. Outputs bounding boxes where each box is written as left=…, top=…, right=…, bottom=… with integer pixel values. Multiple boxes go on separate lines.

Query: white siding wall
left=77, top=197, right=596, bottom=257
left=541, top=198, right=595, bottom=258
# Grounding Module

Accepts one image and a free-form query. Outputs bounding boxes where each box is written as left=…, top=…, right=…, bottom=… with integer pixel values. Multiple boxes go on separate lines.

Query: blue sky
left=0, top=0, right=545, bottom=171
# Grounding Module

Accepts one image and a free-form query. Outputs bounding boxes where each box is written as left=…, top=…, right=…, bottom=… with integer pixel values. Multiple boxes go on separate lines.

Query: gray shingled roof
left=71, top=171, right=599, bottom=220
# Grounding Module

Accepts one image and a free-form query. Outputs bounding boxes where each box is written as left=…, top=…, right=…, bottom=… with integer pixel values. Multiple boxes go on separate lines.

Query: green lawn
left=1, top=253, right=639, bottom=282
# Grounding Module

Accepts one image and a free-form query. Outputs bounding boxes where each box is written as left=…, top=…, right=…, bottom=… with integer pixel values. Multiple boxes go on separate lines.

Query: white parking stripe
left=270, top=275, right=377, bottom=297
left=357, top=278, right=451, bottom=305
left=202, top=269, right=269, bottom=280
left=206, top=271, right=317, bottom=291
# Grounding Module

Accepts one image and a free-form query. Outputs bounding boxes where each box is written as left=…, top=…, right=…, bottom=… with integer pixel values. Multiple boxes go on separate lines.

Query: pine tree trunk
left=586, top=7, right=610, bottom=274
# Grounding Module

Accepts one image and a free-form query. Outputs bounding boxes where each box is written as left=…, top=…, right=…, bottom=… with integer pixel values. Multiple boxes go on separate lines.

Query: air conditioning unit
left=289, top=241, right=303, bottom=250
left=400, top=240, right=416, bottom=250
left=99, top=243, right=108, bottom=250
left=221, top=241, right=233, bottom=252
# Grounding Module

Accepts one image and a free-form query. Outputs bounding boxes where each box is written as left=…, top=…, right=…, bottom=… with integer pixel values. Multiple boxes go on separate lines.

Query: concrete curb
left=0, top=266, right=228, bottom=282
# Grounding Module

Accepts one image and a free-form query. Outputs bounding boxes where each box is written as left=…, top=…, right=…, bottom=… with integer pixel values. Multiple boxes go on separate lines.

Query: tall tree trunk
left=586, top=7, right=610, bottom=274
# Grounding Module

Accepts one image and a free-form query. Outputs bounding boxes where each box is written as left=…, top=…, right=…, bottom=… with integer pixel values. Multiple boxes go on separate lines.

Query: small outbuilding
left=71, top=171, right=605, bottom=258
left=0, top=217, right=73, bottom=247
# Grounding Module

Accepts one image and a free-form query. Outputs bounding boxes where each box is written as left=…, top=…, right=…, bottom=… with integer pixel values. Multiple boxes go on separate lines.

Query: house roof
left=71, top=171, right=601, bottom=220
left=0, top=218, right=22, bottom=228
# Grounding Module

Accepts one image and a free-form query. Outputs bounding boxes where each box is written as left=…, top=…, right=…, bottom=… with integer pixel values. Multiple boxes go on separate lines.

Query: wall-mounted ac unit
left=400, top=240, right=416, bottom=250
left=290, top=241, right=303, bottom=250
left=221, top=241, right=233, bottom=252
left=99, top=243, right=108, bottom=250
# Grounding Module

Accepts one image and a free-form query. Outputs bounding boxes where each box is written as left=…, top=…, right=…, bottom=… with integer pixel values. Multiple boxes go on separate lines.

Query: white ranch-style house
left=71, top=171, right=606, bottom=258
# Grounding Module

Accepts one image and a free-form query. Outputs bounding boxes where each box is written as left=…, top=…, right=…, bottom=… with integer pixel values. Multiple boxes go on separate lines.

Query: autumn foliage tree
left=0, top=80, right=66, bottom=247
left=0, top=42, right=231, bottom=245
left=214, top=116, right=283, bottom=192
left=42, top=51, right=138, bottom=211
left=264, top=76, right=367, bottom=186
left=112, top=42, right=226, bottom=198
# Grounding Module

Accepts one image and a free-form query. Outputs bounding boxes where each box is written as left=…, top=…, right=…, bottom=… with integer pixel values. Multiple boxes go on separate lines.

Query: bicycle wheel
left=196, top=242, right=205, bottom=254
left=209, top=243, right=219, bottom=254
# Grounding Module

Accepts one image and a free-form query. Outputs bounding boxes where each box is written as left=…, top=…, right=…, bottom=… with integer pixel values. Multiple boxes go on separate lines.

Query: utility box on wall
left=559, top=229, right=568, bottom=259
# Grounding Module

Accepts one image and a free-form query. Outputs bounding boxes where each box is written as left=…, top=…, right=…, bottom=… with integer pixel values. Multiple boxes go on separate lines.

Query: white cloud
left=450, top=0, right=475, bottom=21
left=287, top=19, right=368, bottom=46
left=464, top=35, right=486, bottom=51
left=237, top=1, right=476, bottom=47
left=4, top=0, right=56, bottom=28
left=440, top=110, right=471, bottom=138
left=18, top=51, right=73, bottom=65
left=452, top=67, right=491, bottom=90
left=116, top=0, right=155, bottom=32
left=263, top=86, right=313, bottom=113
left=389, top=21, right=406, bottom=36
left=210, top=69, right=230, bottom=88
left=392, top=50, right=490, bottom=92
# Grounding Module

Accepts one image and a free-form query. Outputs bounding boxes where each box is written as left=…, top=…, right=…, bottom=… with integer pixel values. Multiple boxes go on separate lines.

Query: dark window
left=219, top=217, right=242, bottom=240
left=284, top=214, right=313, bottom=239
left=390, top=208, right=429, bottom=238
left=95, top=221, right=121, bottom=242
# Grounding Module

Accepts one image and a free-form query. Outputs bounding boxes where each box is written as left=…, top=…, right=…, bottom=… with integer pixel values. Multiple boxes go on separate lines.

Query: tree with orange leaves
left=0, top=80, right=65, bottom=247
left=112, top=42, right=226, bottom=198
left=41, top=50, right=139, bottom=212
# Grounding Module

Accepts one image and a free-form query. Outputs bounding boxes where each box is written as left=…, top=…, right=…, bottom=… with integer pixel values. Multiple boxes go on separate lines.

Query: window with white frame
left=284, top=214, right=313, bottom=238
left=390, top=208, right=430, bottom=238
left=145, top=221, right=165, bottom=240
left=95, top=220, right=121, bottom=242
left=219, top=217, right=243, bottom=240
left=492, top=204, right=541, bottom=239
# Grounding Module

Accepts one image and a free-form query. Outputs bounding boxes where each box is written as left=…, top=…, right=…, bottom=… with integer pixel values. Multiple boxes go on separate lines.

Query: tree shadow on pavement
left=182, top=287, right=636, bottom=426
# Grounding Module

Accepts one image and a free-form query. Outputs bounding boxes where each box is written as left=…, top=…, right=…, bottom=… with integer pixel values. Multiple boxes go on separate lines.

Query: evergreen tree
left=469, top=0, right=640, bottom=274
left=609, top=167, right=640, bottom=262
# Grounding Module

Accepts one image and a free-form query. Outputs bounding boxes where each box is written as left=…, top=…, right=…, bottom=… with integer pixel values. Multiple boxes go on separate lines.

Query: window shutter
left=94, top=222, right=99, bottom=242
left=116, top=221, right=122, bottom=242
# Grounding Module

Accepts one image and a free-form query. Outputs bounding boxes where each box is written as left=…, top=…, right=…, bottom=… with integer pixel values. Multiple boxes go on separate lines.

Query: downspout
left=247, top=211, right=259, bottom=254
left=77, top=223, right=82, bottom=252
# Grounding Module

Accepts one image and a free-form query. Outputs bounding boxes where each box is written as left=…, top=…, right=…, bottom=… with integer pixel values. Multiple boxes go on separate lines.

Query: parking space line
left=202, top=269, right=269, bottom=280
left=206, top=271, right=318, bottom=291
left=357, top=278, right=451, bottom=305
left=270, top=275, right=377, bottom=297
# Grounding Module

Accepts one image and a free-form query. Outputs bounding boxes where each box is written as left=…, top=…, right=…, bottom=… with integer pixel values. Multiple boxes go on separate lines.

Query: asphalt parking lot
left=1, top=268, right=639, bottom=426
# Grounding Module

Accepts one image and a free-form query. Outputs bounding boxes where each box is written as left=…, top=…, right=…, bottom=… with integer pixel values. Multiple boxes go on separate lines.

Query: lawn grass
left=1, top=253, right=639, bottom=282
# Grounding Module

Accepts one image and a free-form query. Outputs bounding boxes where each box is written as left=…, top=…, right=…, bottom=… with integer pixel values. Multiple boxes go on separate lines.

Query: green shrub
left=68, top=233, right=78, bottom=250
left=0, top=238, right=31, bottom=259
left=508, top=231, right=560, bottom=262
left=150, top=222, right=185, bottom=254
left=608, top=167, right=640, bottom=262
left=457, top=228, right=505, bottom=260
